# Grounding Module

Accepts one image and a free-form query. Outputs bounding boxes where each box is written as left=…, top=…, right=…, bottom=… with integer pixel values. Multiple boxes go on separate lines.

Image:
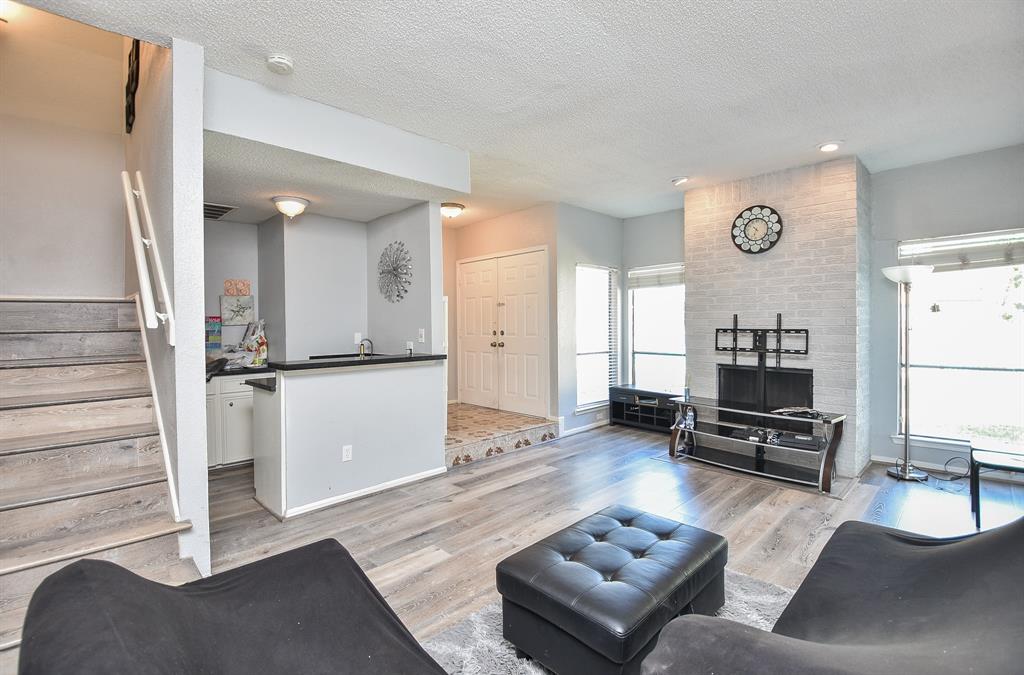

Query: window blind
left=607, top=268, right=620, bottom=388
left=897, top=228, right=1024, bottom=272
left=626, top=263, right=684, bottom=289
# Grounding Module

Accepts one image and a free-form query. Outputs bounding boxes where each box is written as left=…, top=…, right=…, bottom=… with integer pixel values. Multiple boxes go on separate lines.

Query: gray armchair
left=642, top=517, right=1024, bottom=675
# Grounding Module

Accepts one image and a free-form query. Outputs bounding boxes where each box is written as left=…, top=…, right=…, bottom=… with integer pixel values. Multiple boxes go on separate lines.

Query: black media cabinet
left=608, top=385, right=680, bottom=433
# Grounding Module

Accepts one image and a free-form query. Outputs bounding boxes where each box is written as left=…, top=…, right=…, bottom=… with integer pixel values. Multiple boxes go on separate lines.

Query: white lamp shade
left=882, top=264, right=934, bottom=284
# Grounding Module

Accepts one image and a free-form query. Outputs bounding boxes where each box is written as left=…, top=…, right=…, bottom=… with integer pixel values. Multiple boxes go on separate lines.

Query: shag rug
left=422, top=569, right=794, bottom=674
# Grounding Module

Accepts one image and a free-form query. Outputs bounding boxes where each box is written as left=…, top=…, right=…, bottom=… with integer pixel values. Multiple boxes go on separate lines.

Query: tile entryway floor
left=445, top=403, right=558, bottom=468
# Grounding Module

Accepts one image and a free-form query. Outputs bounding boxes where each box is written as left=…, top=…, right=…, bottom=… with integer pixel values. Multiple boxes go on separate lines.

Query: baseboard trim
left=282, top=466, right=448, bottom=518
left=447, top=399, right=459, bottom=405
left=558, top=418, right=609, bottom=438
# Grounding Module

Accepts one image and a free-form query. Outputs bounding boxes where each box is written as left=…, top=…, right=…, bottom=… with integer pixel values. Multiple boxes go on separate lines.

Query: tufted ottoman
left=496, top=505, right=727, bottom=675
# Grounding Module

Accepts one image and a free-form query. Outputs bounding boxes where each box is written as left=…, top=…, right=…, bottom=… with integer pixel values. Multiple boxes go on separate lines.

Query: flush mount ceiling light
left=440, top=202, right=465, bottom=218
left=272, top=196, right=308, bottom=218
left=266, top=54, right=294, bottom=75
left=671, top=176, right=689, bottom=186
left=818, top=141, right=842, bottom=153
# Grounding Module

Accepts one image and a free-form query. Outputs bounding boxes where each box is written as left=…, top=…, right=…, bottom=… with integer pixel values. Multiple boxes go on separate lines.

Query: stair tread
left=0, top=423, right=158, bottom=457
left=0, top=467, right=168, bottom=511
left=0, top=511, right=190, bottom=576
left=0, top=354, right=145, bottom=369
left=0, top=387, right=152, bottom=411
left=0, top=328, right=139, bottom=335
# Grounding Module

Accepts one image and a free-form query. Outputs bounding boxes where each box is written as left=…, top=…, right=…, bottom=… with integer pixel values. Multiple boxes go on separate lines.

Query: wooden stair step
left=0, top=483, right=187, bottom=576
left=0, top=423, right=158, bottom=457
left=0, top=300, right=137, bottom=332
left=0, top=397, right=154, bottom=446
left=0, top=331, right=141, bottom=361
left=0, top=466, right=168, bottom=512
left=0, top=532, right=198, bottom=653
left=0, top=361, right=148, bottom=402
left=0, top=386, right=152, bottom=411
left=0, top=354, right=145, bottom=370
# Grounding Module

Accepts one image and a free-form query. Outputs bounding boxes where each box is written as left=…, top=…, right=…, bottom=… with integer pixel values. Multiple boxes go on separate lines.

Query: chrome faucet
left=358, top=338, right=374, bottom=358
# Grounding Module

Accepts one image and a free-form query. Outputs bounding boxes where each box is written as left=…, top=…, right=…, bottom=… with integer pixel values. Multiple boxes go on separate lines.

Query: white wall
left=868, top=144, right=1024, bottom=467
left=204, top=219, right=259, bottom=346
left=125, top=38, right=210, bottom=574
left=367, top=202, right=440, bottom=354
left=556, top=204, right=625, bottom=432
left=622, top=209, right=684, bottom=271
left=284, top=213, right=368, bottom=360
left=0, top=5, right=126, bottom=297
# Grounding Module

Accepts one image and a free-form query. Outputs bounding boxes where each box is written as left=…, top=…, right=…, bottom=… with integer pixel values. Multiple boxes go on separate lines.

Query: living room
left=1, top=1, right=1022, bottom=674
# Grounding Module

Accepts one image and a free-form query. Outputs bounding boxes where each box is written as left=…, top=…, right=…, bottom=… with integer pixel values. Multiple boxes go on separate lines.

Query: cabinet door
left=206, top=396, right=222, bottom=467
left=220, top=393, right=254, bottom=465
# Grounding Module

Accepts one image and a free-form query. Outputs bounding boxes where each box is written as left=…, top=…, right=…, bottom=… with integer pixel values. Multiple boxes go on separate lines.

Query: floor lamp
left=882, top=264, right=934, bottom=481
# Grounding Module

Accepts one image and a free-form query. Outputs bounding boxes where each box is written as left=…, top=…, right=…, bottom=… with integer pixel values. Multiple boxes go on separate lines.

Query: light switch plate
left=342, top=444, right=353, bottom=462
left=417, top=328, right=425, bottom=343
left=406, top=341, right=415, bottom=352
left=354, top=332, right=362, bottom=345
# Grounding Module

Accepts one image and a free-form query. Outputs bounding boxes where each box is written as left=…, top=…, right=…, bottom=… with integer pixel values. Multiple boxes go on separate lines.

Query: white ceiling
left=28, top=0, right=1024, bottom=227
left=204, top=132, right=429, bottom=224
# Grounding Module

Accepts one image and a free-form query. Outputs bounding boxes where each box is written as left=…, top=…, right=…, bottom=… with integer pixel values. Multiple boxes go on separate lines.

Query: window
left=628, top=264, right=685, bottom=393
left=898, top=229, right=1024, bottom=446
left=576, top=265, right=619, bottom=409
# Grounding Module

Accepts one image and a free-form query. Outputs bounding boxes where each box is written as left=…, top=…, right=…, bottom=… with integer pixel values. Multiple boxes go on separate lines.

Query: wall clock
left=378, top=241, right=413, bottom=303
left=732, top=205, right=782, bottom=254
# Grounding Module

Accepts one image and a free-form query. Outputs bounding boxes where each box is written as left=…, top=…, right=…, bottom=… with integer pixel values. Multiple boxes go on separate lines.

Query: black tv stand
left=609, top=385, right=678, bottom=433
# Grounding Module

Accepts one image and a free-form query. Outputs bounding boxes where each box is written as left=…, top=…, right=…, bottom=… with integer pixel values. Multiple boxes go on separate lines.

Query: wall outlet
left=406, top=341, right=415, bottom=352
left=417, top=328, right=426, bottom=343
left=342, top=444, right=353, bottom=462
left=353, top=332, right=362, bottom=345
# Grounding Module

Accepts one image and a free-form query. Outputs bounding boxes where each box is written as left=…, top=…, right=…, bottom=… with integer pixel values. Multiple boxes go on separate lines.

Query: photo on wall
left=221, top=295, right=254, bottom=325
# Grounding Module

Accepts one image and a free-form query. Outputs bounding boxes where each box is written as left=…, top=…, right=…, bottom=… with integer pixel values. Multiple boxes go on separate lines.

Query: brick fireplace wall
left=683, top=157, right=871, bottom=478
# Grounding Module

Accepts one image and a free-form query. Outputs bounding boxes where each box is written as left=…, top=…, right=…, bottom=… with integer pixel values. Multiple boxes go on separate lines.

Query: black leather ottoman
left=496, top=505, right=727, bottom=675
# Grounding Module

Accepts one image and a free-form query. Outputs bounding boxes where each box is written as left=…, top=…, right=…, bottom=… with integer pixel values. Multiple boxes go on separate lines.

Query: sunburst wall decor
left=377, top=240, right=413, bottom=303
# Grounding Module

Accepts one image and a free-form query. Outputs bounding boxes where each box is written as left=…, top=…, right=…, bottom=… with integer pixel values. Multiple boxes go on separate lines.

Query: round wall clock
left=732, top=205, right=782, bottom=254
left=377, top=241, right=413, bottom=303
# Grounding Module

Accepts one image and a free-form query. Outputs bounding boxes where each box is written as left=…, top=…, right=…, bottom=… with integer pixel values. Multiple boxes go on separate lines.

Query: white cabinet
left=206, top=374, right=256, bottom=468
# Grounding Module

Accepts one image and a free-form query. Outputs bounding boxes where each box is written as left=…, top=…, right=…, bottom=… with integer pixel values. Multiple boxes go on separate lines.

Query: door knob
left=492, top=330, right=497, bottom=336
left=490, top=341, right=497, bottom=347
left=497, top=341, right=505, bottom=348
left=500, top=330, right=505, bottom=335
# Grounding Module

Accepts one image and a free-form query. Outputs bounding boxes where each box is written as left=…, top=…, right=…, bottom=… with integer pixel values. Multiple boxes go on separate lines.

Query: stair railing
left=120, top=170, right=176, bottom=346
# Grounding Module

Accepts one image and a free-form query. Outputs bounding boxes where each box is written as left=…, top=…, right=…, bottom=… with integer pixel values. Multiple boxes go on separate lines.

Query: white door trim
left=456, top=246, right=550, bottom=417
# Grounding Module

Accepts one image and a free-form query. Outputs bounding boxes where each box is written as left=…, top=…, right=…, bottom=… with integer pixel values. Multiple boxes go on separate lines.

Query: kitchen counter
left=267, top=353, right=446, bottom=371
left=211, top=366, right=275, bottom=378
left=244, top=377, right=277, bottom=393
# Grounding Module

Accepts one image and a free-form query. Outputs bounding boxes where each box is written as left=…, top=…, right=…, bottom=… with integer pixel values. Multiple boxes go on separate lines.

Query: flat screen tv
left=717, top=364, right=813, bottom=432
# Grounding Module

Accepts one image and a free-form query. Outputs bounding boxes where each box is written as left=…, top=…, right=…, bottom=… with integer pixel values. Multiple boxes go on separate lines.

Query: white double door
left=458, top=250, right=548, bottom=418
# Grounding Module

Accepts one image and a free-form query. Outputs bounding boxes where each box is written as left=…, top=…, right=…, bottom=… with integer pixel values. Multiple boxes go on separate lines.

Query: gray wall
left=556, top=203, right=625, bottom=432
left=367, top=203, right=437, bottom=354
left=204, top=219, right=259, bottom=346
left=622, top=209, right=684, bottom=270
left=257, top=214, right=288, bottom=361
left=868, top=144, right=1024, bottom=466
left=0, top=6, right=126, bottom=297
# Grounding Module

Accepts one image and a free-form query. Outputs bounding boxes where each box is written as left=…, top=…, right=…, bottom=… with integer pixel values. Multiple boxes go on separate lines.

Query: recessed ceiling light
left=266, top=54, right=294, bottom=75
left=671, top=176, right=689, bottom=186
left=440, top=202, right=465, bottom=218
left=272, top=196, right=308, bottom=218
left=818, top=141, right=842, bottom=153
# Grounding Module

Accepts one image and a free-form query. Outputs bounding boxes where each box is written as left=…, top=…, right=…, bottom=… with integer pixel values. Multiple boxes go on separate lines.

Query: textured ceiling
left=26, top=0, right=1024, bottom=226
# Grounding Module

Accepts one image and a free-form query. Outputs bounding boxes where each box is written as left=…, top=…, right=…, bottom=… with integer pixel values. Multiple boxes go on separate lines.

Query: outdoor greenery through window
left=907, top=264, right=1023, bottom=446
left=576, top=264, right=619, bottom=408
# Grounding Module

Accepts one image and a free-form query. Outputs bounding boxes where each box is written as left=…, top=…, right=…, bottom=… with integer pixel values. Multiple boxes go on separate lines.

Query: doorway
left=457, top=248, right=549, bottom=418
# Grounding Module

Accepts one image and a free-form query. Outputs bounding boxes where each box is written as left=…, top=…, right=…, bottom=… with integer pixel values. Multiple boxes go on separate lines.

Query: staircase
left=0, top=299, right=197, bottom=663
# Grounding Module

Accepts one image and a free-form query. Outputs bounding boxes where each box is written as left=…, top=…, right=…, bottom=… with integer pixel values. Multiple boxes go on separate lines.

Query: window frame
left=574, top=263, right=620, bottom=411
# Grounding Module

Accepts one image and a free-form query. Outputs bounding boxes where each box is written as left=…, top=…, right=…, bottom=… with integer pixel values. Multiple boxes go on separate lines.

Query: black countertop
left=211, top=366, right=275, bottom=378
left=244, top=377, right=277, bottom=393
left=268, top=353, right=447, bottom=371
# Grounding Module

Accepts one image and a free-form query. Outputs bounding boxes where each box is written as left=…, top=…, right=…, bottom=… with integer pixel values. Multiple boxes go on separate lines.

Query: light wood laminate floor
left=209, top=425, right=1024, bottom=641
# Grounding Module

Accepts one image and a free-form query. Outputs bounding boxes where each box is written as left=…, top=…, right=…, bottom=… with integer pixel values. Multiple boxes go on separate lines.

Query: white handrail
left=133, top=171, right=176, bottom=346
left=121, top=171, right=159, bottom=330
left=130, top=293, right=182, bottom=522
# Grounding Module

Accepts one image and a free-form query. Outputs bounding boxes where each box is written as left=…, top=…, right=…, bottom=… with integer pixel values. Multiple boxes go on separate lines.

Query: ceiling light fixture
left=272, top=196, right=308, bottom=218
left=266, top=54, right=294, bottom=75
left=818, top=141, right=842, bottom=153
left=671, top=176, right=689, bottom=186
left=440, top=202, right=465, bottom=218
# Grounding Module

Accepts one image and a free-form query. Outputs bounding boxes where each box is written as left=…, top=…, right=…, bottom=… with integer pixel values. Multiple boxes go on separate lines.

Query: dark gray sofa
left=642, top=516, right=1024, bottom=675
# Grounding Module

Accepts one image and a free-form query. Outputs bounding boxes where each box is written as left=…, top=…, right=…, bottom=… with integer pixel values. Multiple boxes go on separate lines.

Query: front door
left=497, top=251, right=548, bottom=417
left=457, top=257, right=498, bottom=408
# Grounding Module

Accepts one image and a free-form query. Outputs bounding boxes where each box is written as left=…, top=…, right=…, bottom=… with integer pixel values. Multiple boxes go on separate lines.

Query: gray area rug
left=422, top=569, right=794, bottom=674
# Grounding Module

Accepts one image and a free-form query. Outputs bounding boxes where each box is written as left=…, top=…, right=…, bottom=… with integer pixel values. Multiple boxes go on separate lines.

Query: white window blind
left=576, top=264, right=620, bottom=408
left=626, top=263, right=685, bottom=289
left=898, top=228, right=1024, bottom=272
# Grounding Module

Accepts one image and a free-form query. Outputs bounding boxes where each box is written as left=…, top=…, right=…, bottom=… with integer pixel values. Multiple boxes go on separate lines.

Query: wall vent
left=203, top=202, right=237, bottom=220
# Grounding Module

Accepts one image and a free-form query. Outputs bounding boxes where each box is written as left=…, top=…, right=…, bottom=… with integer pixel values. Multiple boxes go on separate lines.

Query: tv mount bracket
left=715, top=313, right=808, bottom=368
